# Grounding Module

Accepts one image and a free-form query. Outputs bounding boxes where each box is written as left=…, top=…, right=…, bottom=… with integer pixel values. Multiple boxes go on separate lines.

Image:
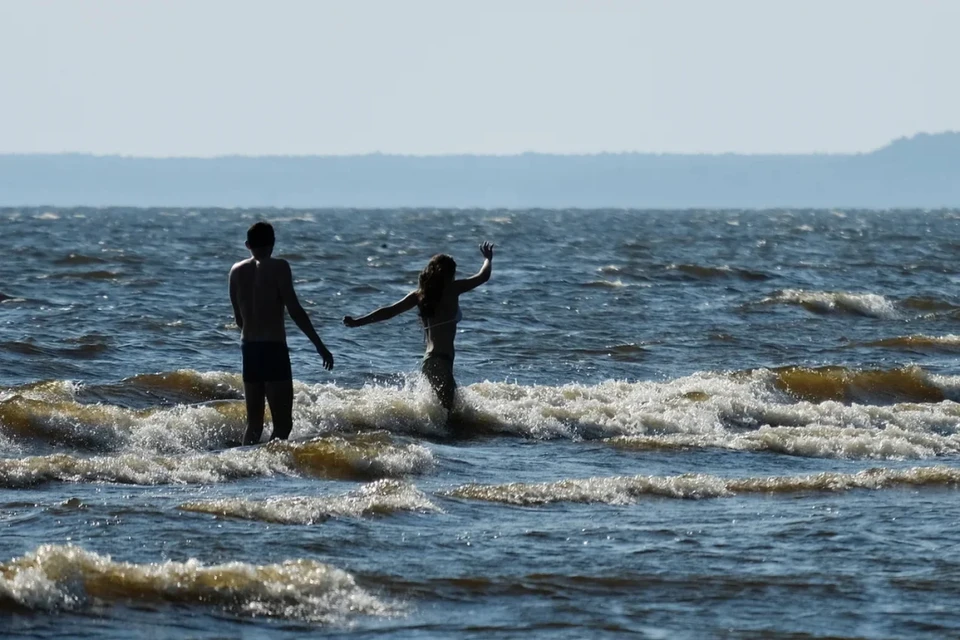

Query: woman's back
left=421, top=289, right=460, bottom=359
left=341, top=242, right=493, bottom=415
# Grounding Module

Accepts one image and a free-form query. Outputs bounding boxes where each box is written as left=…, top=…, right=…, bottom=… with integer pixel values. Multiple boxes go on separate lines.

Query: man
left=229, top=221, right=334, bottom=445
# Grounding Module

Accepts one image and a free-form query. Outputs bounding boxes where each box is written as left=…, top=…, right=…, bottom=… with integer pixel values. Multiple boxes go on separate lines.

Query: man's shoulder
left=230, top=258, right=255, bottom=274
left=265, top=257, right=292, bottom=274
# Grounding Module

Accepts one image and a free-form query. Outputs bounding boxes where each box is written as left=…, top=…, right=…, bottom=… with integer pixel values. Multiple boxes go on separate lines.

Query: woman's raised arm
left=343, top=291, right=419, bottom=327
left=454, top=242, right=494, bottom=295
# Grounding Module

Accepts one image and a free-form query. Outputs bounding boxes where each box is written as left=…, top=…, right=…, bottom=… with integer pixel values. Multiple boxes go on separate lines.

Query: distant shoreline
left=2, top=132, right=958, bottom=208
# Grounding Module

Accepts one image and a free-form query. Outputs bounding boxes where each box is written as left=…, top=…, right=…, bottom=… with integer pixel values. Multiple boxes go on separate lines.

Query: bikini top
left=423, top=307, right=462, bottom=330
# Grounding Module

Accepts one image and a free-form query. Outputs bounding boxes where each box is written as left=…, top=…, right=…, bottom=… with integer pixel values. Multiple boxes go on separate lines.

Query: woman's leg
left=422, top=356, right=456, bottom=412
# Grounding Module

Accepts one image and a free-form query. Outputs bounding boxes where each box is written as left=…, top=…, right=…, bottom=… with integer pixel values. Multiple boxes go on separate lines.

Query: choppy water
left=3, top=208, right=960, bottom=638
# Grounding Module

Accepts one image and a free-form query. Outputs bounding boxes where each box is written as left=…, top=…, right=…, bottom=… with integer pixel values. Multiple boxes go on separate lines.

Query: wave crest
left=666, top=263, right=770, bottom=281
left=282, top=432, right=435, bottom=480
left=0, top=340, right=109, bottom=359
left=0, top=433, right=434, bottom=487
left=445, top=466, right=960, bottom=506
left=759, top=289, right=898, bottom=318
left=113, top=370, right=244, bottom=404
left=773, top=365, right=946, bottom=404
left=0, top=545, right=392, bottom=622
left=863, top=334, right=960, bottom=351
left=0, top=394, right=242, bottom=452
left=180, top=479, right=438, bottom=524
left=6, top=367, right=960, bottom=461
left=454, top=367, right=960, bottom=445
left=608, top=424, right=960, bottom=459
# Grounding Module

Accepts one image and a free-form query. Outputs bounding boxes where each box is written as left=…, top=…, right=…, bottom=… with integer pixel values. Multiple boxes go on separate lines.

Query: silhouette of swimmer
left=229, top=222, right=334, bottom=445
left=344, top=242, right=494, bottom=419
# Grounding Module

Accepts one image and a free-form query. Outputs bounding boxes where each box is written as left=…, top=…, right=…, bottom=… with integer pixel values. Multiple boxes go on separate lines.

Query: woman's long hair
left=417, top=254, right=457, bottom=320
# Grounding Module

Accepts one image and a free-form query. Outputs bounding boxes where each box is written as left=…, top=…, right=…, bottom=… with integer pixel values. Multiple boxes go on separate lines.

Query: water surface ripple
left=3, top=208, right=960, bottom=638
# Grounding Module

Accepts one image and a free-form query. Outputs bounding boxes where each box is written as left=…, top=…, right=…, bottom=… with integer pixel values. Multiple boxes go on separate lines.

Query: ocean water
left=3, top=207, right=960, bottom=638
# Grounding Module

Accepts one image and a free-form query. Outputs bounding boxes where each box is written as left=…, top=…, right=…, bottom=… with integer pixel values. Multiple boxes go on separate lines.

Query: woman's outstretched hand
left=480, top=242, right=495, bottom=260
left=343, top=316, right=359, bottom=328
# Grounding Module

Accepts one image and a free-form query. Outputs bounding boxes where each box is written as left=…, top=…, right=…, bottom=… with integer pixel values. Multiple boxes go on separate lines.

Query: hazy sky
left=1, top=0, right=957, bottom=156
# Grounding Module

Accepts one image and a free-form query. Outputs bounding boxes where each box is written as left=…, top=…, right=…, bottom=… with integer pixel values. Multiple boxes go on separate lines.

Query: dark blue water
left=3, top=208, right=960, bottom=638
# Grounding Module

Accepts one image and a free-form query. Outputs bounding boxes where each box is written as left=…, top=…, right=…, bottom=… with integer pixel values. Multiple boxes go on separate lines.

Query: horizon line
left=1, top=131, right=956, bottom=161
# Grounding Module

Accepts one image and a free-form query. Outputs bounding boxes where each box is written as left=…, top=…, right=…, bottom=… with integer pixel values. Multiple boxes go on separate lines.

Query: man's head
left=246, top=221, right=275, bottom=259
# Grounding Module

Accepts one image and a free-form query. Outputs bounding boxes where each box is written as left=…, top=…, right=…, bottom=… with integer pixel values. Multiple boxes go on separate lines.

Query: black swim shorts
left=241, top=341, right=292, bottom=383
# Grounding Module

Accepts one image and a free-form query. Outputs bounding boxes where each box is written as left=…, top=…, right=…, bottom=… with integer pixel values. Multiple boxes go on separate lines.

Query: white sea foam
left=455, top=370, right=958, bottom=440
left=180, top=479, right=439, bottom=524
left=0, top=393, right=246, bottom=452
left=5, top=366, right=960, bottom=462
left=0, top=372, right=450, bottom=459
left=289, top=377, right=452, bottom=439
left=608, top=424, right=960, bottom=459
left=762, top=289, right=899, bottom=318
left=0, top=544, right=393, bottom=622
left=0, top=434, right=434, bottom=487
left=445, top=466, right=960, bottom=506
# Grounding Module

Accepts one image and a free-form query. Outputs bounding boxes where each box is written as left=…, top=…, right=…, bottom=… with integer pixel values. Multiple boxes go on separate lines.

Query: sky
left=1, top=0, right=958, bottom=156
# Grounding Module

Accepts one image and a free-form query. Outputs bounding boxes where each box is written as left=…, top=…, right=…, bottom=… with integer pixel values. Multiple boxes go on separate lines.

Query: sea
left=3, top=207, right=960, bottom=638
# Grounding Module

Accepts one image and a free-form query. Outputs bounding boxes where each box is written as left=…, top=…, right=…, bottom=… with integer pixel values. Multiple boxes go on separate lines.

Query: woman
left=343, top=242, right=494, bottom=414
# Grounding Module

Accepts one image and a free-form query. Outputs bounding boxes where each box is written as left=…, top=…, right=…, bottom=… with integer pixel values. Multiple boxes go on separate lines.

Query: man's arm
left=228, top=267, right=243, bottom=330
left=343, top=291, right=419, bottom=327
left=454, top=242, right=494, bottom=295
left=277, top=261, right=334, bottom=370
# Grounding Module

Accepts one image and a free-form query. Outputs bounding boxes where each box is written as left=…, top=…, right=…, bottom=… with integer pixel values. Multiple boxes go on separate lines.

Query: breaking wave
left=607, top=425, right=960, bottom=459
left=103, top=370, right=245, bottom=405
left=180, top=479, right=438, bottom=524
left=445, top=466, right=960, bottom=506
left=451, top=366, right=960, bottom=454
left=0, top=433, right=433, bottom=487
left=0, top=545, right=392, bottom=622
left=0, top=371, right=453, bottom=452
left=5, top=366, right=960, bottom=462
left=0, top=393, right=244, bottom=452
left=771, top=365, right=949, bottom=404
left=757, top=289, right=898, bottom=318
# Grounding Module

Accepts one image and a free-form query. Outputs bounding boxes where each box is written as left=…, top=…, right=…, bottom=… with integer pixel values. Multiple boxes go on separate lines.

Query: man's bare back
left=229, top=222, right=333, bottom=445
left=229, top=256, right=292, bottom=343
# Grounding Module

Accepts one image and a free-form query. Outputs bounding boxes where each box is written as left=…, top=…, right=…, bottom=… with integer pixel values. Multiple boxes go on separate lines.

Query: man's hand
left=480, top=241, right=495, bottom=260
left=343, top=316, right=359, bottom=328
left=318, top=344, right=334, bottom=370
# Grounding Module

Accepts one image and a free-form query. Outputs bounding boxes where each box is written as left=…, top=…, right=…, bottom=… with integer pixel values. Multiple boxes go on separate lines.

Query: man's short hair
left=247, top=222, right=275, bottom=248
